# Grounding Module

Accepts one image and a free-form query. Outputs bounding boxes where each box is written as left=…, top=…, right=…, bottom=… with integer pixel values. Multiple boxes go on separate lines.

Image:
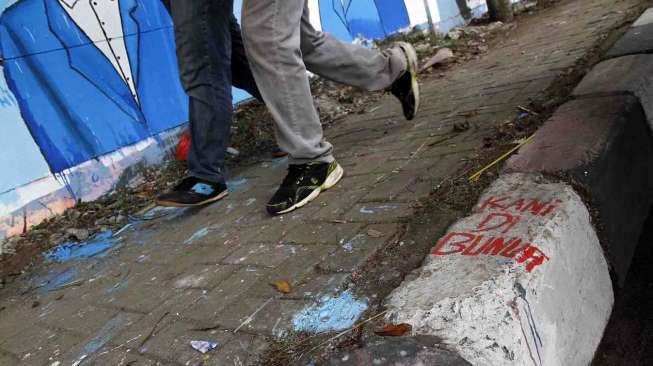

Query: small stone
left=66, top=228, right=90, bottom=242
left=68, top=209, right=81, bottom=221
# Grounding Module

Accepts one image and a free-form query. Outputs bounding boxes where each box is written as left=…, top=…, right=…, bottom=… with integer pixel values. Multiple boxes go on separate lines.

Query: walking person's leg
left=230, top=15, right=263, bottom=101
left=299, top=8, right=419, bottom=120
left=240, top=0, right=419, bottom=215
left=157, top=0, right=241, bottom=207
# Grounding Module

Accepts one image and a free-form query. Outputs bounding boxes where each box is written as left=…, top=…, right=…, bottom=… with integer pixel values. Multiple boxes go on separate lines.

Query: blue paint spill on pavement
left=74, top=314, right=133, bottom=365
left=225, top=202, right=238, bottom=214
left=45, top=231, right=115, bottom=263
left=106, top=278, right=133, bottom=294
left=360, top=205, right=396, bottom=214
left=226, top=178, right=248, bottom=193
left=292, top=291, right=368, bottom=333
left=39, top=266, right=80, bottom=292
left=141, top=206, right=189, bottom=221
left=245, top=197, right=257, bottom=206
left=339, top=234, right=365, bottom=253
left=184, top=227, right=209, bottom=245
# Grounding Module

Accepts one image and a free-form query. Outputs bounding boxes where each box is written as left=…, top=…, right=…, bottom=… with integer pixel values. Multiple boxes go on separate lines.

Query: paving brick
left=243, top=220, right=301, bottom=243
left=239, top=245, right=337, bottom=299
left=223, top=243, right=311, bottom=267
left=310, top=185, right=371, bottom=221
left=171, top=264, right=238, bottom=290
left=54, top=311, right=145, bottom=365
left=0, top=325, right=82, bottom=365
left=38, top=302, right=121, bottom=337
left=0, top=352, right=19, bottom=366
left=95, top=284, right=181, bottom=314
left=185, top=235, right=247, bottom=264
left=0, top=298, right=40, bottom=344
left=343, top=203, right=414, bottom=223
left=282, top=273, right=350, bottom=300
left=138, top=320, right=256, bottom=365
left=317, top=224, right=398, bottom=273
left=181, top=267, right=264, bottom=322
left=393, top=174, right=436, bottom=202
left=209, top=297, right=308, bottom=337
left=65, top=348, right=158, bottom=366
left=283, top=222, right=362, bottom=245
left=109, top=289, right=205, bottom=347
left=361, top=171, right=428, bottom=202
left=337, top=154, right=394, bottom=176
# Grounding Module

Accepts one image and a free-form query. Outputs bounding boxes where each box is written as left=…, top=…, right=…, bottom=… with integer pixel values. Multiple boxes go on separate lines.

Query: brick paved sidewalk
left=0, top=0, right=644, bottom=365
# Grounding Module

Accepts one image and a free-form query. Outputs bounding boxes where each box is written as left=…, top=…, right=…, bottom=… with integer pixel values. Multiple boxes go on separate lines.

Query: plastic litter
left=190, top=340, right=218, bottom=354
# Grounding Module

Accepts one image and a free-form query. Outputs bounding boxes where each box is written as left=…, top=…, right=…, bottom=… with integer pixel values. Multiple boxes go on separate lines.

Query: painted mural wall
left=0, top=0, right=494, bottom=239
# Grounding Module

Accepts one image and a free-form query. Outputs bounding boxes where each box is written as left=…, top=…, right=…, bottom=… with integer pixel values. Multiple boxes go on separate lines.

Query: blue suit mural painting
left=317, top=0, right=411, bottom=41
left=0, top=0, right=188, bottom=173
left=0, top=0, right=487, bottom=238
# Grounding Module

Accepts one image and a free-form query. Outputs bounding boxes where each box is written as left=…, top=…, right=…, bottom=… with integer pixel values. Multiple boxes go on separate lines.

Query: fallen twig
left=517, top=105, right=540, bottom=116
left=138, top=311, right=169, bottom=349
left=234, top=297, right=273, bottom=333
left=468, top=133, right=535, bottom=182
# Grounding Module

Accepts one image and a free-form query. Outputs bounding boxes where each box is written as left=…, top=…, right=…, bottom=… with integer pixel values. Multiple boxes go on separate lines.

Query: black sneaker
left=391, top=42, right=420, bottom=121
left=267, top=161, right=344, bottom=216
left=155, top=177, right=228, bottom=207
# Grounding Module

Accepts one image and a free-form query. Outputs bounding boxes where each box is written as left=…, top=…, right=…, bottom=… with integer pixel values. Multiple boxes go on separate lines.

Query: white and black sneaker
left=266, top=161, right=344, bottom=216
left=155, top=177, right=228, bottom=207
left=391, top=41, right=420, bottom=120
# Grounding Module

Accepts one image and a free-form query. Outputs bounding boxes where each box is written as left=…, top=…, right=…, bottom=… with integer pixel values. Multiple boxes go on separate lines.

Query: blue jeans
left=170, top=0, right=261, bottom=184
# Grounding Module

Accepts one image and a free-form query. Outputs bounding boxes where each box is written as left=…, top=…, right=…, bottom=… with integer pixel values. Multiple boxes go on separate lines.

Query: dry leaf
left=271, top=280, right=292, bottom=294
left=367, top=229, right=385, bottom=238
left=375, top=323, right=412, bottom=337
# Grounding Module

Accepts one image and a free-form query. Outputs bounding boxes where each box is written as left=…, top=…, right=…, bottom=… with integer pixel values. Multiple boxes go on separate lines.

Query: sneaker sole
left=396, top=42, right=420, bottom=120
left=155, top=190, right=229, bottom=208
left=273, top=163, right=344, bottom=215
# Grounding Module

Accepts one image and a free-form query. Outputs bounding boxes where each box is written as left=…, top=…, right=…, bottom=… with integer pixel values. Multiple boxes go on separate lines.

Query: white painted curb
left=385, top=173, right=613, bottom=366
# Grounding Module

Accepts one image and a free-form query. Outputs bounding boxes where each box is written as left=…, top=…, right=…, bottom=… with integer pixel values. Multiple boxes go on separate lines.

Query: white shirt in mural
left=59, top=0, right=139, bottom=103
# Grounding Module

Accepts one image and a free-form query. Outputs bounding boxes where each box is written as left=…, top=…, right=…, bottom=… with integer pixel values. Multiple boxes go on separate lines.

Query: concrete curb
left=386, top=173, right=613, bottom=365
left=381, top=6, right=653, bottom=366
left=605, top=7, right=653, bottom=58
